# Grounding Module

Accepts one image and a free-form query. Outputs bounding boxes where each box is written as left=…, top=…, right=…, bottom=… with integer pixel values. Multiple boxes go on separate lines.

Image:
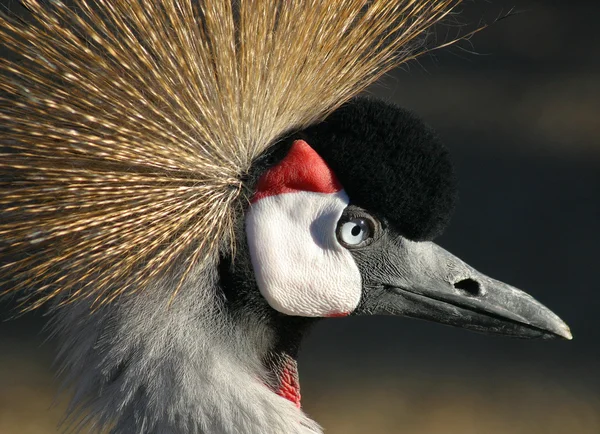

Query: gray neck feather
left=49, top=260, right=321, bottom=434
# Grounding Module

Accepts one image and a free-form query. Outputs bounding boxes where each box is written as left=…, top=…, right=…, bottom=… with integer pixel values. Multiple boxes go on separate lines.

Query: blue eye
left=337, top=217, right=371, bottom=247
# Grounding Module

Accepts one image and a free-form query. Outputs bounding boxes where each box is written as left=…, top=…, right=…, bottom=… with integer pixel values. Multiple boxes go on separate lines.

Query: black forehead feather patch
left=299, top=97, right=457, bottom=241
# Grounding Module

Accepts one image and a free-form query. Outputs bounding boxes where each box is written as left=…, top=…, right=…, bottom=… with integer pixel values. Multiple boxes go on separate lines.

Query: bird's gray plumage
left=51, top=261, right=321, bottom=434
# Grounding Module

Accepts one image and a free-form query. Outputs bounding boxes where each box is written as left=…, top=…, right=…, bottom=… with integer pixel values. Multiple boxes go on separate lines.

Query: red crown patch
left=251, top=140, right=342, bottom=203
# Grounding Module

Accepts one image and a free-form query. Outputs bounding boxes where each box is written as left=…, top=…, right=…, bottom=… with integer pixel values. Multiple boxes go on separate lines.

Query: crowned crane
left=0, top=1, right=571, bottom=433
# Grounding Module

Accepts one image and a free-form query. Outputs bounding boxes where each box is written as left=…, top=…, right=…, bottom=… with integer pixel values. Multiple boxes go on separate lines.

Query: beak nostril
left=454, top=278, right=481, bottom=296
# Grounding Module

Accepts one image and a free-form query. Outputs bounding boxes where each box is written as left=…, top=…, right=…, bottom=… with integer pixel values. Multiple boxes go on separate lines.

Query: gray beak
left=358, top=239, right=572, bottom=340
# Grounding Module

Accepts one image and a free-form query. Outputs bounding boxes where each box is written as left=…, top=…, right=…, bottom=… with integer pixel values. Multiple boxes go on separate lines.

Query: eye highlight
left=336, top=216, right=374, bottom=248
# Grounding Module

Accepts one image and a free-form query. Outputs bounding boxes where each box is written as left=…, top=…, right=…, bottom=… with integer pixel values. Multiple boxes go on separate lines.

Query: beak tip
left=560, top=325, right=573, bottom=341
left=551, top=320, right=573, bottom=340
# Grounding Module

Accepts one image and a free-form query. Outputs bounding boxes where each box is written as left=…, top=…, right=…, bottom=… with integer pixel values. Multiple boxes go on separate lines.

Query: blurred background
left=1, top=0, right=598, bottom=433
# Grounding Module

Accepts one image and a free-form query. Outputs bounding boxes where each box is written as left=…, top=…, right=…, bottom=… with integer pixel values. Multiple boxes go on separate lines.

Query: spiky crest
left=0, top=0, right=461, bottom=308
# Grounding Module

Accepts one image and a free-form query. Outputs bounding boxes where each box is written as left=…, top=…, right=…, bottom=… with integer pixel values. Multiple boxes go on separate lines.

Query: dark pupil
left=351, top=223, right=362, bottom=237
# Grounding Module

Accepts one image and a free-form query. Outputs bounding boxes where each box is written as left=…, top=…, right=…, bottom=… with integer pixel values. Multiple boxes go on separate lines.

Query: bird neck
left=219, top=249, right=318, bottom=409
left=261, top=315, right=316, bottom=408
left=50, top=263, right=323, bottom=434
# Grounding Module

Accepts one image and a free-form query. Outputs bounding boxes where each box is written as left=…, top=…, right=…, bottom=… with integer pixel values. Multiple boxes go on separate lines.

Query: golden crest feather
left=0, top=0, right=462, bottom=310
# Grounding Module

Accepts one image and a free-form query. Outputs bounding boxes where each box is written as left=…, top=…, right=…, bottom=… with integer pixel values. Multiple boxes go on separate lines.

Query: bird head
left=219, top=97, right=572, bottom=408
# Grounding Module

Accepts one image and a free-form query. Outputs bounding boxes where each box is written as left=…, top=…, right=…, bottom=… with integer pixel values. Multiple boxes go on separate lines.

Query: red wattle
left=276, top=358, right=302, bottom=408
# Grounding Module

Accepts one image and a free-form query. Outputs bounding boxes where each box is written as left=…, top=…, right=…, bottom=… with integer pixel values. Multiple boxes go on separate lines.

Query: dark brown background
left=1, top=1, right=599, bottom=433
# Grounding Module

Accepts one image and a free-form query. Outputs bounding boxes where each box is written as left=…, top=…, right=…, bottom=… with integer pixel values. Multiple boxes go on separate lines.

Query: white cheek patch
left=245, top=139, right=362, bottom=317
left=246, top=190, right=361, bottom=317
